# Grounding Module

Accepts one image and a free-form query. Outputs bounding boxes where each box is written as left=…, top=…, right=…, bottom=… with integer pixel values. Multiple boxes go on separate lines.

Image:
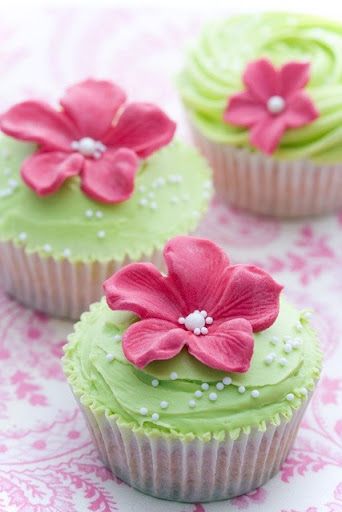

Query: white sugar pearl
left=223, top=377, right=232, bottom=386
left=138, top=185, right=146, bottom=193
left=251, top=390, right=260, bottom=398
left=205, top=316, right=213, bottom=325
left=63, top=248, right=71, bottom=257
left=201, top=383, right=209, bottom=391
left=140, top=407, right=148, bottom=416
left=267, top=95, right=286, bottom=114
left=170, top=372, right=178, bottom=380
left=238, top=386, right=246, bottom=394
left=216, top=382, right=224, bottom=391
left=283, top=335, right=292, bottom=342
left=270, top=336, right=280, bottom=345
left=43, top=244, right=52, bottom=252
left=151, top=379, right=159, bottom=388
left=150, top=201, right=157, bottom=210
left=194, top=327, right=201, bottom=335
left=299, top=387, right=308, bottom=396
left=151, top=413, right=159, bottom=421
left=85, top=209, right=93, bottom=218
left=286, top=393, right=294, bottom=401
left=194, top=390, right=203, bottom=398
left=302, top=311, right=312, bottom=320
left=113, top=334, right=122, bottom=343
left=295, top=321, right=303, bottom=332
left=292, top=338, right=301, bottom=349
left=264, top=354, right=274, bottom=365
left=97, top=230, right=106, bottom=239
left=279, top=357, right=288, bottom=367
left=105, top=353, right=115, bottom=362
left=200, top=327, right=208, bottom=335
left=160, top=401, right=169, bottom=409
left=18, top=232, right=27, bottom=241
left=209, top=392, right=218, bottom=401
left=284, top=343, right=293, bottom=353
left=95, top=211, right=103, bottom=218
left=139, top=198, right=148, bottom=207
left=188, top=399, right=196, bottom=408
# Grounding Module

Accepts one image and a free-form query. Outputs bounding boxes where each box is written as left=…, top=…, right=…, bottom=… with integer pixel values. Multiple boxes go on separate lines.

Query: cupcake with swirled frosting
left=63, top=236, right=321, bottom=502
left=178, top=12, right=342, bottom=217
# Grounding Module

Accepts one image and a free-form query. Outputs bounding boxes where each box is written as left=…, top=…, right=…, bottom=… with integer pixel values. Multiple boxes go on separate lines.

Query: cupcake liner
left=0, top=241, right=164, bottom=320
left=190, top=124, right=342, bottom=217
left=77, top=394, right=311, bottom=503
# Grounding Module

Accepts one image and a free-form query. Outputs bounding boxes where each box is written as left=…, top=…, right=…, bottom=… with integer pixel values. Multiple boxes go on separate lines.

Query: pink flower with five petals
left=224, top=59, right=319, bottom=154
left=104, top=236, right=283, bottom=372
left=0, top=79, right=176, bottom=203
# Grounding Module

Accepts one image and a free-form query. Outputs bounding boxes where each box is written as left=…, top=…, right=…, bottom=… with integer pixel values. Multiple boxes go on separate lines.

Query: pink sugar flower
left=224, top=59, right=319, bottom=154
left=0, top=79, right=176, bottom=203
left=104, top=236, right=282, bottom=373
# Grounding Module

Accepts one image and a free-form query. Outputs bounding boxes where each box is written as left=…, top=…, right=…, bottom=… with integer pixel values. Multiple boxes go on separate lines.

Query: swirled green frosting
left=0, top=135, right=211, bottom=262
left=178, top=12, right=342, bottom=163
left=63, top=297, right=321, bottom=441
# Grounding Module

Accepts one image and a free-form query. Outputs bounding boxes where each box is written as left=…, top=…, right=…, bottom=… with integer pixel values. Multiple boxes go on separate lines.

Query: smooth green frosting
left=178, top=12, right=342, bottom=163
left=63, top=297, right=322, bottom=441
left=0, top=135, right=211, bottom=262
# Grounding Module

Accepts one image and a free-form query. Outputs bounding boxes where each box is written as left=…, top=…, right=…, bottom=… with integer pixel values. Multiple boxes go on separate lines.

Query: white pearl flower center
left=267, top=95, right=286, bottom=114
left=178, top=310, right=213, bottom=336
left=71, top=137, right=106, bottom=159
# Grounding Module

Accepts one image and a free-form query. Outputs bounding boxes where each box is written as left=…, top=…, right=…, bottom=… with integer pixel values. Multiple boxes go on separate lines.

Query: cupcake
left=178, top=12, right=342, bottom=217
left=0, top=79, right=212, bottom=319
left=63, top=236, right=322, bottom=502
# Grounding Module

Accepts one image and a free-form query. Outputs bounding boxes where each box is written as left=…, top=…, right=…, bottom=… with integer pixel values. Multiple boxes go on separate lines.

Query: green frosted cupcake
left=178, top=12, right=342, bottom=216
left=0, top=80, right=211, bottom=319
left=63, top=236, right=321, bottom=502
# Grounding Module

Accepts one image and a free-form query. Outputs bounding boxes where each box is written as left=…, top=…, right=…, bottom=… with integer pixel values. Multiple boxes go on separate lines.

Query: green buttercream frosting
left=0, top=135, right=211, bottom=262
left=178, top=12, right=342, bottom=163
left=63, top=297, right=322, bottom=441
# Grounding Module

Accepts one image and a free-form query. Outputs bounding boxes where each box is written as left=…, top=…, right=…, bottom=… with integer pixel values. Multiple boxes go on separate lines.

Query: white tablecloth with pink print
left=0, top=7, right=341, bottom=512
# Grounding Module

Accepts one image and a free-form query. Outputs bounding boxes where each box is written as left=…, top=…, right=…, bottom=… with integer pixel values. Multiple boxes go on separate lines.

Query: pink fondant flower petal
left=212, top=264, right=283, bottom=332
left=104, top=262, right=186, bottom=322
left=60, top=79, right=126, bottom=139
left=284, top=92, right=319, bottom=128
left=187, top=318, right=254, bottom=372
left=105, top=103, right=176, bottom=158
left=123, top=319, right=186, bottom=368
left=21, top=150, right=83, bottom=195
left=0, top=101, right=78, bottom=151
left=224, top=91, right=266, bottom=127
left=280, top=62, right=310, bottom=99
left=243, top=59, right=279, bottom=102
left=249, top=116, right=286, bottom=154
left=81, top=148, right=138, bottom=204
left=163, top=236, right=230, bottom=313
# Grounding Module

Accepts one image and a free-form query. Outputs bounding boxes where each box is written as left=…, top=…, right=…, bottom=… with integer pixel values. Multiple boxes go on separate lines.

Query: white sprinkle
left=292, top=338, right=302, bottom=349
left=160, top=401, right=169, bottom=409
left=205, top=316, right=213, bottom=325
left=194, top=390, right=203, bottom=398
left=85, top=209, right=93, bottom=218
left=188, top=399, right=196, bottom=408
left=151, top=379, right=159, bottom=388
left=170, top=196, right=179, bottom=204
left=18, top=232, right=27, bottom=241
left=279, top=357, right=288, bottom=367
left=8, top=178, right=18, bottom=188
left=97, top=230, right=106, bottom=239
left=151, top=413, right=159, bottom=422
left=150, top=201, right=157, bottom=210
left=200, top=310, right=207, bottom=318
left=286, top=393, right=294, bottom=401
left=284, top=343, right=293, bottom=354
left=139, top=198, right=148, bottom=207
left=63, top=248, right=71, bottom=257
left=295, top=321, right=303, bottom=332
left=140, top=407, right=148, bottom=416
left=209, top=392, right=218, bottom=401
left=148, top=191, right=155, bottom=198
left=153, top=177, right=166, bottom=188
left=178, top=317, right=185, bottom=325
left=264, top=354, right=274, bottom=365
left=216, top=382, right=224, bottom=391
left=168, top=174, right=182, bottom=184
left=238, top=386, right=246, bottom=394
left=302, top=311, right=312, bottom=320
left=105, top=353, right=115, bottom=362
left=283, top=335, right=292, bottom=342
left=113, top=334, right=122, bottom=343
left=0, top=188, right=13, bottom=197
left=43, top=244, right=52, bottom=253
left=1, top=149, right=10, bottom=159
left=201, top=383, right=209, bottom=391
left=200, top=327, right=208, bottom=335
left=299, top=387, right=308, bottom=396
left=194, top=327, right=201, bottom=336
left=95, top=210, right=103, bottom=218
left=223, top=377, right=232, bottom=386
left=270, top=336, right=280, bottom=345
left=170, top=372, right=178, bottom=380
left=251, top=389, right=260, bottom=398
left=138, top=185, right=146, bottom=193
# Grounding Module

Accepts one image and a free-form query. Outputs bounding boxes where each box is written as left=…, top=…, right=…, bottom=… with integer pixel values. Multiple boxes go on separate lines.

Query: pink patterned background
left=0, top=7, right=341, bottom=512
